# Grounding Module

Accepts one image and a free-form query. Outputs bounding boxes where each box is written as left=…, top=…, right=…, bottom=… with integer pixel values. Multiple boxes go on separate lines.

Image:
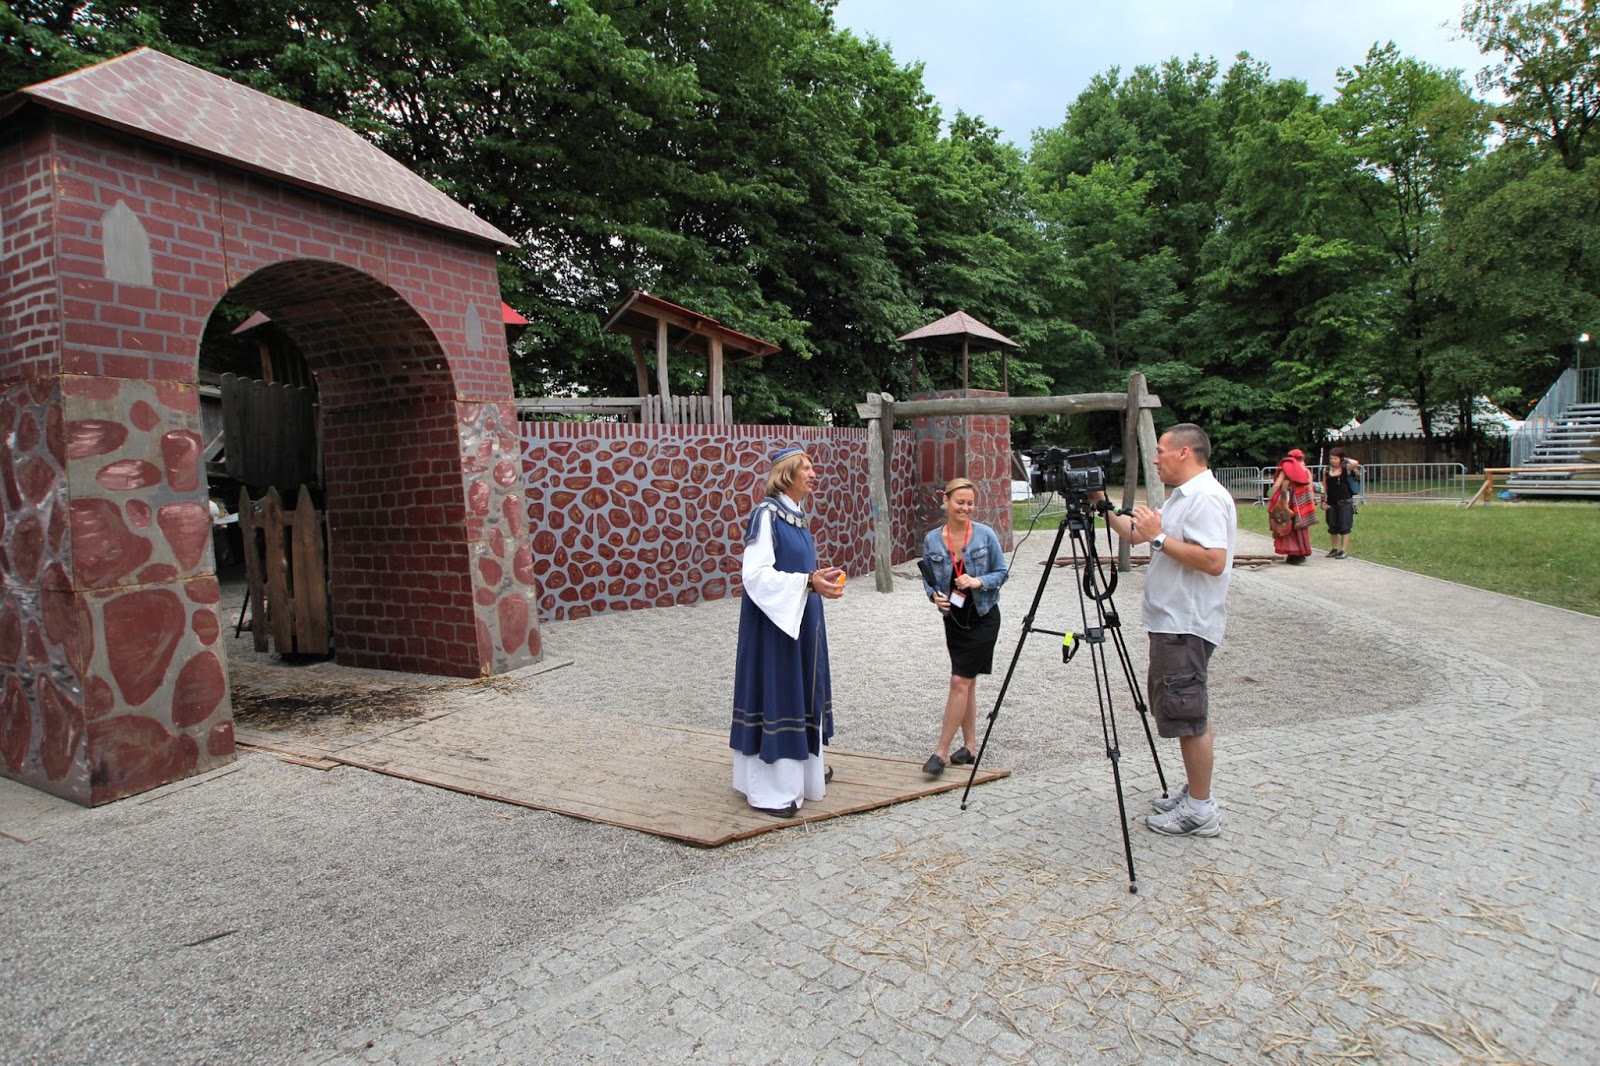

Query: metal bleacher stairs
left=1507, top=399, right=1600, bottom=497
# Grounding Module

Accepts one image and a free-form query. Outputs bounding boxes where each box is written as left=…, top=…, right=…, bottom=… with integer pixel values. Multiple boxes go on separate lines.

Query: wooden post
left=1132, top=373, right=1164, bottom=511
left=866, top=393, right=895, bottom=592
left=1137, top=406, right=1163, bottom=509
left=239, top=488, right=268, bottom=652
left=961, top=337, right=970, bottom=392
left=1467, top=470, right=1495, bottom=508
left=1120, top=381, right=1141, bottom=570
left=655, top=318, right=673, bottom=425
left=708, top=334, right=725, bottom=425
left=630, top=336, right=650, bottom=415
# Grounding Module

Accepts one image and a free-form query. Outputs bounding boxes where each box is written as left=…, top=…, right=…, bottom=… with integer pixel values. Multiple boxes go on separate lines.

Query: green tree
left=1465, top=0, right=1600, bottom=169
left=1329, top=43, right=1487, bottom=444
left=1026, top=55, right=1232, bottom=450
left=1193, top=88, right=1386, bottom=461
left=1441, top=0, right=1600, bottom=400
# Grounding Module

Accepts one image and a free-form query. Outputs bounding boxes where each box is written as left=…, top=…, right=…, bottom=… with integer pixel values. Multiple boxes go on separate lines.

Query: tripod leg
left=1073, top=520, right=1140, bottom=893
left=1107, top=745, right=1139, bottom=893
left=1109, top=624, right=1168, bottom=798
left=960, top=518, right=1072, bottom=810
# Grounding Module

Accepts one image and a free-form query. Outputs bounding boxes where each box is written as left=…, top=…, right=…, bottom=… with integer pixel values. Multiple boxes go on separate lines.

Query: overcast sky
left=829, top=0, right=1489, bottom=144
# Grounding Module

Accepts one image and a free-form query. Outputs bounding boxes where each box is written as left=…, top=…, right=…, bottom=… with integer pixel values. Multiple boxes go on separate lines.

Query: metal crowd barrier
left=1214, top=467, right=1267, bottom=503
left=1213, top=463, right=1468, bottom=505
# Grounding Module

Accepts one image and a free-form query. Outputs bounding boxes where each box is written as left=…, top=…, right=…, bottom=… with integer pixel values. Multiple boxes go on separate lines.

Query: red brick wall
left=0, top=127, right=62, bottom=375
left=911, top=389, right=1014, bottom=550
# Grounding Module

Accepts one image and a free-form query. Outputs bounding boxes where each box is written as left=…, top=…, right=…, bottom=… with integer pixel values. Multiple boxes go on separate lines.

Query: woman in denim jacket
left=919, top=477, right=1008, bottom=776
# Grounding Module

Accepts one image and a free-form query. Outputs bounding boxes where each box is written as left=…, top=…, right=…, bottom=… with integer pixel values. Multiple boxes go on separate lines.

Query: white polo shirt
left=1141, top=468, right=1237, bottom=646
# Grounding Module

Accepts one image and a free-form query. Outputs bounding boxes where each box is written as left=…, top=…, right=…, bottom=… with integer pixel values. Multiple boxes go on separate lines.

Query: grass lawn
left=1013, top=497, right=1600, bottom=617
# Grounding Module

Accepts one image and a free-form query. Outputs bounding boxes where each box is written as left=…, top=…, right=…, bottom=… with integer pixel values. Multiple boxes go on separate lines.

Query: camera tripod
left=958, top=497, right=1169, bottom=894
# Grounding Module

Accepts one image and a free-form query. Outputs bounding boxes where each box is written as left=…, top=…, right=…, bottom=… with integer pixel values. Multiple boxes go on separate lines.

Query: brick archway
left=224, top=261, right=537, bottom=676
left=1, top=52, right=540, bottom=804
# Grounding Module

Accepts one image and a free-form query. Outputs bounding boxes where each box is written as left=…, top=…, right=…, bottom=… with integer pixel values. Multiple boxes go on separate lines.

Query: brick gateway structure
left=1, top=50, right=540, bottom=804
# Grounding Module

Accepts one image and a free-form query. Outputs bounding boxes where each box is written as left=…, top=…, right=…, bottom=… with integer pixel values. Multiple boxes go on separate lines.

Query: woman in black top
left=1321, top=447, right=1362, bottom=558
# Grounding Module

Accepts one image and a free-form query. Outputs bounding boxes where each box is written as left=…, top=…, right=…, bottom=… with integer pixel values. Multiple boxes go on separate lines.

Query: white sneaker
left=1146, top=801, right=1221, bottom=837
left=1150, top=783, right=1188, bottom=814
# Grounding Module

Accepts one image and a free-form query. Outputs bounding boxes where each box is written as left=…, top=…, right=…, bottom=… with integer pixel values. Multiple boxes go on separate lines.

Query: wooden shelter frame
left=855, top=373, right=1164, bottom=591
left=601, top=290, right=779, bottom=425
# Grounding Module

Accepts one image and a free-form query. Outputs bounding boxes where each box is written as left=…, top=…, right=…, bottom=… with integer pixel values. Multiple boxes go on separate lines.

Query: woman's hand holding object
left=812, top=566, right=847, bottom=599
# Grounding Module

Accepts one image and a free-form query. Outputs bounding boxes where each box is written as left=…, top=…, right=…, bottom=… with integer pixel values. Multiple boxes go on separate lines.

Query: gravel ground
left=0, top=527, right=1428, bottom=1063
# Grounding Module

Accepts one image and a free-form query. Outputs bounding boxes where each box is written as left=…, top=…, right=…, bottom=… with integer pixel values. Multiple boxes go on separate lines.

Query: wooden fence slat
left=262, top=488, right=294, bottom=653
left=294, top=386, right=316, bottom=492
left=267, top=381, right=289, bottom=489
left=221, top=373, right=245, bottom=481
left=292, top=490, right=330, bottom=654
left=238, top=488, right=269, bottom=652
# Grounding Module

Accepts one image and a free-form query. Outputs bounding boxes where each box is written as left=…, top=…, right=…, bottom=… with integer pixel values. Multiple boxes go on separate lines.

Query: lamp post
left=1580, top=333, right=1592, bottom=403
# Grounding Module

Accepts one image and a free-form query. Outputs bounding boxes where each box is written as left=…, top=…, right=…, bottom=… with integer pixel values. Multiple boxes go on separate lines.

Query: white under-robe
left=732, top=496, right=828, bottom=810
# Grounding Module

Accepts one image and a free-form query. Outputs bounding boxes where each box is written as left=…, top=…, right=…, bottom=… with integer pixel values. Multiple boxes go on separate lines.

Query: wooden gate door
left=238, top=486, right=330, bottom=655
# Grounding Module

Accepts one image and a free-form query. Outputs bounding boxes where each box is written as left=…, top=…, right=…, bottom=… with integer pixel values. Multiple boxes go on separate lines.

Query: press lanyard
left=943, top=522, right=971, bottom=581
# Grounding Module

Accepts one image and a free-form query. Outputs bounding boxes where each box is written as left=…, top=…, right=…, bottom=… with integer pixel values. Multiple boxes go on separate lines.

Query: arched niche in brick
left=223, top=260, right=497, bottom=676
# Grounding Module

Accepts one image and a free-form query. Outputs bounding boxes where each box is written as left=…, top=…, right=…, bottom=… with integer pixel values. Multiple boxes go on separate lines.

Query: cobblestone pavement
left=318, top=535, right=1600, bottom=1065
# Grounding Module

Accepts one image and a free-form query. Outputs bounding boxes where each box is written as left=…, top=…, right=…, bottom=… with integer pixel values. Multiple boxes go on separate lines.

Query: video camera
left=1025, top=446, right=1121, bottom=498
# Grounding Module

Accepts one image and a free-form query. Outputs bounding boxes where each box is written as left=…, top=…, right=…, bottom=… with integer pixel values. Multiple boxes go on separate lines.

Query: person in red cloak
left=1268, top=449, right=1317, bottom=564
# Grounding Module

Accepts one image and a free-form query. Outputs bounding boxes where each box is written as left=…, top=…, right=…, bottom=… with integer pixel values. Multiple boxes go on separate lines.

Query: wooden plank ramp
left=243, top=705, right=1009, bottom=847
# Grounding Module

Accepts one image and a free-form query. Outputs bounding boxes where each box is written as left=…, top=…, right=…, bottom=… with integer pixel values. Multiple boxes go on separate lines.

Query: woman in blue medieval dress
left=731, top=446, right=846, bottom=818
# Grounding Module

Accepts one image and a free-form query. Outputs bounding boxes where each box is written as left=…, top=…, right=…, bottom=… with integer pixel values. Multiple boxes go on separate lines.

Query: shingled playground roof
left=895, top=311, right=1019, bottom=355
left=603, top=290, right=780, bottom=361
left=0, top=48, right=514, bottom=248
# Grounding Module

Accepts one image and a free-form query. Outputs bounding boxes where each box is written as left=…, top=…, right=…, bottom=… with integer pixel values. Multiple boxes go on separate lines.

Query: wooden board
left=241, top=706, right=1009, bottom=848
left=238, top=488, right=268, bottom=652
left=291, top=491, right=329, bottom=654
left=262, top=488, right=294, bottom=653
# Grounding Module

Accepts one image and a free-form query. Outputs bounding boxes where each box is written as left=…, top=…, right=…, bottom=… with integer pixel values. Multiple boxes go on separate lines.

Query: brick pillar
left=2, top=125, right=232, bottom=804
left=459, top=399, right=541, bottom=671
left=911, top=389, right=1013, bottom=549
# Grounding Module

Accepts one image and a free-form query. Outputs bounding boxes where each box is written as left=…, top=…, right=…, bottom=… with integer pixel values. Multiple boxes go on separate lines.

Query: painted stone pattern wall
left=0, top=374, right=233, bottom=802
left=1, top=115, right=539, bottom=803
left=519, top=413, right=1015, bottom=624
left=520, top=425, right=926, bottom=622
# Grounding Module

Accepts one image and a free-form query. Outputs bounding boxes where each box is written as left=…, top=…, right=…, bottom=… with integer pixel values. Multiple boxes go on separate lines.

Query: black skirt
left=945, top=602, right=1001, bottom=678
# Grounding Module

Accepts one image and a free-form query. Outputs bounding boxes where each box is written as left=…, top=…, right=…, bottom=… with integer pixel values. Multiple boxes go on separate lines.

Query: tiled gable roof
left=5, top=48, right=514, bottom=247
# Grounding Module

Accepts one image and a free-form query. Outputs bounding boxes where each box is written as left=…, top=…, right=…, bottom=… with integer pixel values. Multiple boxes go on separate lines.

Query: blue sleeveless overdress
left=730, top=499, right=833, bottom=807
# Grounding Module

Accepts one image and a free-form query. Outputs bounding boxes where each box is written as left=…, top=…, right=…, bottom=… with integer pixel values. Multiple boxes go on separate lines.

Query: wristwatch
left=1150, top=533, right=1167, bottom=551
